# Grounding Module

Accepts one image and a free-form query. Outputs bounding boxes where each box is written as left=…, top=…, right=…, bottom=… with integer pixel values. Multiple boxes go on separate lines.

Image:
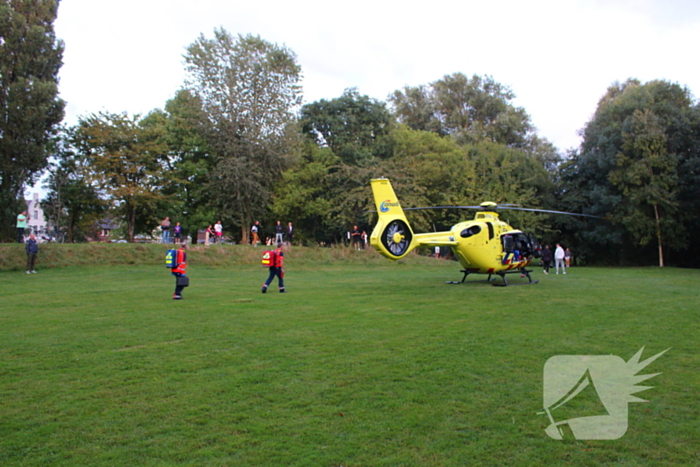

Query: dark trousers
left=26, top=254, right=37, bottom=271
left=264, top=267, right=284, bottom=289
left=18, top=228, right=24, bottom=243
left=174, top=273, right=185, bottom=296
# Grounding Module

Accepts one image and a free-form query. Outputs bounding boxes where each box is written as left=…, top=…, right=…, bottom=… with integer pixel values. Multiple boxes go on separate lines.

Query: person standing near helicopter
left=555, top=243, right=566, bottom=274
left=541, top=245, right=553, bottom=274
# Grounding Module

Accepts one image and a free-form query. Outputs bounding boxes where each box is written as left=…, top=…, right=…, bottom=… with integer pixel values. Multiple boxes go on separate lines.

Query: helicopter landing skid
left=491, top=268, right=539, bottom=287
left=448, top=270, right=498, bottom=284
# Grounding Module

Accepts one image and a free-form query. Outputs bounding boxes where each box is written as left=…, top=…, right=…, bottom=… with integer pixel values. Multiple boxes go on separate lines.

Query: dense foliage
left=557, top=80, right=700, bottom=266
left=4, top=17, right=698, bottom=266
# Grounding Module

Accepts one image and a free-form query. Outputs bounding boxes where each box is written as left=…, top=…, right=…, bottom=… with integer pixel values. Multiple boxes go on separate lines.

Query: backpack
left=261, top=250, right=276, bottom=267
left=165, top=249, right=179, bottom=268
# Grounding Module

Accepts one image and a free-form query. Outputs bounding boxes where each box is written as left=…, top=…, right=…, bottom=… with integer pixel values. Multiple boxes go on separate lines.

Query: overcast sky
left=54, top=0, right=699, bottom=152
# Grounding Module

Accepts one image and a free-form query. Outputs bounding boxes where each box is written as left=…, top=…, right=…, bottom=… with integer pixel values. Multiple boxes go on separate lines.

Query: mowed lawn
left=1, top=257, right=698, bottom=466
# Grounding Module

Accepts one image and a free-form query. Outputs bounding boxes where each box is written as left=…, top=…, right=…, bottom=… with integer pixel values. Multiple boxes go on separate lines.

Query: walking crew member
left=262, top=243, right=286, bottom=293
left=172, top=243, right=187, bottom=300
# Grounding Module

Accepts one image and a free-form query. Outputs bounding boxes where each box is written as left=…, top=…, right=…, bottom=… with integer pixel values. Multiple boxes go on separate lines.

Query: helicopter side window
left=460, top=226, right=481, bottom=238
left=486, top=222, right=494, bottom=240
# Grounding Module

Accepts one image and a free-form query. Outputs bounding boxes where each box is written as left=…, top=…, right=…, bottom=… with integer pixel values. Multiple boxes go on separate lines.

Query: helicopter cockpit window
left=502, top=235, right=514, bottom=252
left=460, top=226, right=481, bottom=238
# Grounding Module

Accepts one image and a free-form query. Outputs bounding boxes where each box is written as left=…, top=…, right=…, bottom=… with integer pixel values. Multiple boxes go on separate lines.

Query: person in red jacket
left=172, top=243, right=187, bottom=299
left=262, top=243, right=285, bottom=293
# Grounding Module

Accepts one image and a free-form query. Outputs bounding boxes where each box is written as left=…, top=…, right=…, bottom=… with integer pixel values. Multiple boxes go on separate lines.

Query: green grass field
left=1, top=245, right=698, bottom=466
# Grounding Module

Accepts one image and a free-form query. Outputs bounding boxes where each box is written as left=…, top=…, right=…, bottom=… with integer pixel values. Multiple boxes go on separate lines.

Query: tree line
left=2, top=3, right=699, bottom=266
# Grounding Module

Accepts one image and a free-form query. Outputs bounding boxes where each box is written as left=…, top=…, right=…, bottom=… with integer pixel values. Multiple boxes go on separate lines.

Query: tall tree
left=184, top=30, right=302, bottom=243
left=389, top=73, right=533, bottom=148
left=160, top=89, right=213, bottom=231
left=291, top=90, right=397, bottom=240
left=73, top=112, right=168, bottom=242
left=0, top=0, right=64, bottom=241
left=608, top=109, right=678, bottom=267
left=561, top=79, right=699, bottom=265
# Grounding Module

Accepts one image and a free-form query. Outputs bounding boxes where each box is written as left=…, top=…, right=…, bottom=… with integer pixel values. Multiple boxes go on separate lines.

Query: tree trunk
left=67, top=215, right=75, bottom=243
left=653, top=203, right=664, bottom=267
left=126, top=203, right=136, bottom=243
left=240, top=224, right=249, bottom=245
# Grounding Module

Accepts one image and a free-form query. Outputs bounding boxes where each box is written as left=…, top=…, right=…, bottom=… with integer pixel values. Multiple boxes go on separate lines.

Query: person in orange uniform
left=262, top=243, right=285, bottom=293
left=172, top=243, right=188, bottom=299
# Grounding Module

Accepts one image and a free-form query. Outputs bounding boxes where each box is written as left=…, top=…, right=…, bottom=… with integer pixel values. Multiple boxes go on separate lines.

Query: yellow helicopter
left=368, top=178, right=600, bottom=286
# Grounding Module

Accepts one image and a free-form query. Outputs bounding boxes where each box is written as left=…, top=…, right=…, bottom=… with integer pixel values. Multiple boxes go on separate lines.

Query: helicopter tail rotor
left=369, top=179, right=417, bottom=260
left=380, top=219, right=413, bottom=257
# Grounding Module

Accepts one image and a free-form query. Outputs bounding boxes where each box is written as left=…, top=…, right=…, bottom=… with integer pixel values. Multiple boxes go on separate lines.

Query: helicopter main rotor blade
left=402, top=205, right=484, bottom=211
left=367, top=205, right=604, bottom=219
left=403, top=206, right=603, bottom=218
left=365, top=205, right=483, bottom=213
left=495, top=206, right=605, bottom=219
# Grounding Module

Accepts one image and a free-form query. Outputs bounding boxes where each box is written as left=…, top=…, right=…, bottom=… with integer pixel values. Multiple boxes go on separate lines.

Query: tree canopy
left=73, top=112, right=168, bottom=242
left=389, top=73, right=534, bottom=147
left=301, top=88, right=393, bottom=165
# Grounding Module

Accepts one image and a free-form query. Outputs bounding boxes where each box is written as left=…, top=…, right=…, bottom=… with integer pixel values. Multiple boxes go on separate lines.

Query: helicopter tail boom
left=369, top=179, right=418, bottom=260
